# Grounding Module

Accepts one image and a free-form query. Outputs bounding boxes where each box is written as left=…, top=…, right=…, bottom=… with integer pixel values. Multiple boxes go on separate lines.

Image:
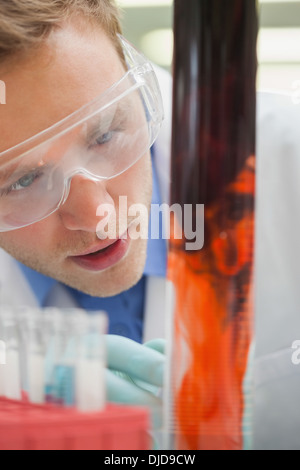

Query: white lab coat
left=254, top=90, right=300, bottom=450
left=0, top=66, right=300, bottom=449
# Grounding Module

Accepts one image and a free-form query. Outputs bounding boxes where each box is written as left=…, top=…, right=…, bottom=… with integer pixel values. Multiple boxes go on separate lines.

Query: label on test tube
left=75, top=312, right=107, bottom=412
left=27, top=353, right=45, bottom=404
left=5, top=349, right=21, bottom=400
left=76, top=358, right=105, bottom=412
left=0, top=310, right=22, bottom=401
left=23, top=308, right=47, bottom=404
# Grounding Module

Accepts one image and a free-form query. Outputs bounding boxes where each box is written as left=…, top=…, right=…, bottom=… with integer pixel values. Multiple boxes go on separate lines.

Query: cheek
left=0, top=218, right=56, bottom=252
left=108, top=153, right=152, bottom=204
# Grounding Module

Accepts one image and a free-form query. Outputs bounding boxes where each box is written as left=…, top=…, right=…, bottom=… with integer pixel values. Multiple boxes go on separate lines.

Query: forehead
left=0, top=19, right=125, bottom=153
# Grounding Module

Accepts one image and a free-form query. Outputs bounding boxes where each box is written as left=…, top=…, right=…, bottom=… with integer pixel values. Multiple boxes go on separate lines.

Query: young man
left=0, top=0, right=171, bottom=416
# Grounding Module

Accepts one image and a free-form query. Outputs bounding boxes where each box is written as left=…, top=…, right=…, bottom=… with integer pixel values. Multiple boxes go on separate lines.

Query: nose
left=58, top=175, right=115, bottom=233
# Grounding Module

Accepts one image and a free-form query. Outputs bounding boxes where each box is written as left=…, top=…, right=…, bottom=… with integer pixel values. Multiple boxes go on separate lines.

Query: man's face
left=0, top=19, right=152, bottom=297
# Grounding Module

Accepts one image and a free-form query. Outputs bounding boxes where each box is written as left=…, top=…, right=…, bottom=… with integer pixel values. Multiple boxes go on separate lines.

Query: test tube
left=0, top=315, right=6, bottom=397
left=0, top=308, right=22, bottom=400
left=75, top=311, right=107, bottom=412
left=167, top=0, right=258, bottom=450
left=45, top=308, right=77, bottom=407
left=0, top=306, right=108, bottom=413
left=24, top=308, right=46, bottom=404
left=44, top=308, right=107, bottom=411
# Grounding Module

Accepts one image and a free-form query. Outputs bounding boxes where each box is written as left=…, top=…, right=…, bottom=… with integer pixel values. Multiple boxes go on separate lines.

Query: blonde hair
left=0, top=0, right=123, bottom=62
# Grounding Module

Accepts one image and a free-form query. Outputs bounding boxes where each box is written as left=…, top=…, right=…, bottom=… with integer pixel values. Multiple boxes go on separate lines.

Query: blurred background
left=117, top=0, right=300, bottom=93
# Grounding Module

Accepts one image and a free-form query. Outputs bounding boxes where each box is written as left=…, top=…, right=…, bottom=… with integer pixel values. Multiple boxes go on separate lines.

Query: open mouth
left=69, top=234, right=130, bottom=272
left=85, top=244, right=113, bottom=256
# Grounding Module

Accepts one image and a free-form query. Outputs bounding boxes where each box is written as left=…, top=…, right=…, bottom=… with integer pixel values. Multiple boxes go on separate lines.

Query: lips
left=69, top=233, right=130, bottom=272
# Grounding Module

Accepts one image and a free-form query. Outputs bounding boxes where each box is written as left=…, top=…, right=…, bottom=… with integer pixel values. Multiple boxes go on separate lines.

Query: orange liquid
left=168, top=162, right=255, bottom=450
left=168, top=0, right=258, bottom=450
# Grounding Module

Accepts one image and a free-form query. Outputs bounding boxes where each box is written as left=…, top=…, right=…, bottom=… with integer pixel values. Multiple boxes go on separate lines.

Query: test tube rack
left=0, top=397, right=150, bottom=450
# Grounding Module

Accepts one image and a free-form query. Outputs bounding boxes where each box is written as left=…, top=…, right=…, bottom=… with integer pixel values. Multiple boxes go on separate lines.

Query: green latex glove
left=105, top=335, right=166, bottom=430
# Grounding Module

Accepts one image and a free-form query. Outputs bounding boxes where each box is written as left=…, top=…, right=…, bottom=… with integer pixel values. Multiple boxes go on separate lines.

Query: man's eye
left=0, top=170, right=42, bottom=196
left=95, top=131, right=114, bottom=145
left=15, top=173, right=37, bottom=189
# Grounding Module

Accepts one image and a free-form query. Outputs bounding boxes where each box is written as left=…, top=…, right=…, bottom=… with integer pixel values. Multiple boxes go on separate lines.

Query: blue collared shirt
left=18, top=154, right=167, bottom=343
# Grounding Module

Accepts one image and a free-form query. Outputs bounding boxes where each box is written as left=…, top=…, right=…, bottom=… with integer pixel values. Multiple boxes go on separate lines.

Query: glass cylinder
left=167, top=0, right=258, bottom=450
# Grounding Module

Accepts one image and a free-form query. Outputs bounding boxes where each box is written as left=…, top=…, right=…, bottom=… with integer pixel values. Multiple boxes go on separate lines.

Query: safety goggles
left=0, top=36, right=164, bottom=231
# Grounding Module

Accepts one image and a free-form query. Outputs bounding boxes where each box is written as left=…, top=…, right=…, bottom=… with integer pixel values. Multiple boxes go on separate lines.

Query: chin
left=44, top=239, right=148, bottom=298
left=79, top=278, right=142, bottom=298
left=63, top=266, right=144, bottom=298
